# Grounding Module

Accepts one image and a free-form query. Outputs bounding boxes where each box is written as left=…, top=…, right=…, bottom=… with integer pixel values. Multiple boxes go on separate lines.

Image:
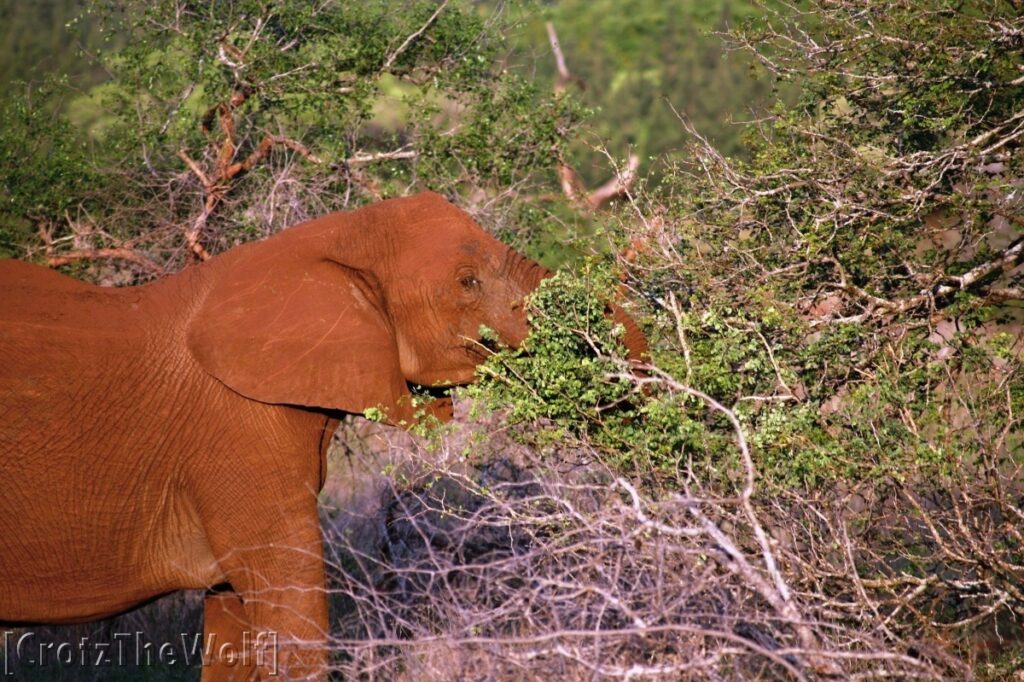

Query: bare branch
left=545, top=22, right=640, bottom=210
left=46, top=248, right=163, bottom=274
left=585, top=152, right=640, bottom=208
left=176, top=149, right=211, bottom=189
left=343, top=149, right=418, bottom=166
left=382, top=0, right=451, bottom=72
left=829, top=237, right=1024, bottom=323
left=545, top=22, right=570, bottom=92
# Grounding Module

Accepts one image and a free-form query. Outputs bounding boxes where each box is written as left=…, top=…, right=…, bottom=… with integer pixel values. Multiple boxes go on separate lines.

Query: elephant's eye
left=460, top=274, right=481, bottom=290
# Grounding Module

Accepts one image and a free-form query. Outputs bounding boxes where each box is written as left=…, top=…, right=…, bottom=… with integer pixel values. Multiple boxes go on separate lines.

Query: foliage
left=471, top=0, right=1024, bottom=665
left=0, top=0, right=582, bottom=276
left=0, top=0, right=109, bottom=89
left=478, top=0, right=1024, bottom=490
left=506, top=0, right=786, bottom=181
left=0, top=0, right=789, bottom=265
left=471, top=270, right=646, bottom=453
left=633, top=0, right=1024, bottom=488
left=0, top=79, right=99, bottom=257
left=469, top=269, right=728, bottom=479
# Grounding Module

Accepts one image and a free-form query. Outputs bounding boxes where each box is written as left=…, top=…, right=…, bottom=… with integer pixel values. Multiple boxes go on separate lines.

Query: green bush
left=0, top=79, right=98, bottom=256
left=469, top=3, right=1024, bottom=668
left=4, top=0, right=587, bottom=275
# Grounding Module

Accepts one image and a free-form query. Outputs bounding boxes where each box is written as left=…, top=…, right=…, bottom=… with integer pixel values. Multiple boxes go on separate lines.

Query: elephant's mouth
left=463, top=334, right=504, bottom=359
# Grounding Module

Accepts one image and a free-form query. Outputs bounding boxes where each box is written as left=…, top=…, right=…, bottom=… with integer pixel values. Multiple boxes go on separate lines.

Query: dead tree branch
left=545, top=22, right=640, bottom=211
left=824, top=237, right=1024, bottom=324
left=37, top=220, right=163, bottom=275
left=45, top=248, right=163, bottom=274
left=619, top=368, right=844, bottom=678
left=178, top=86, right=323, bottom=260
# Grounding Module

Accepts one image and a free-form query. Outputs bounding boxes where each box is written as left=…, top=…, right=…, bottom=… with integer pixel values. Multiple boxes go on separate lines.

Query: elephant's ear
left=187, top=252, right=407, bottom=414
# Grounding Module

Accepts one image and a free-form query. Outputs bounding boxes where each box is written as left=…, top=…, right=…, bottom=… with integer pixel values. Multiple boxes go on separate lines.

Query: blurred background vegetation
left=0, top=0, right=774, bottom=161
left=0, top=0, right=779, bottom=265
left=0, top=0, right=107, bottom=88
left=510, top=0, right=783, bottom=177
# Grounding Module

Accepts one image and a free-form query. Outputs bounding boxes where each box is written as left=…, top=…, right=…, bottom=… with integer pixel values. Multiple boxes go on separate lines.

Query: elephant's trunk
left=608, top=301, right=649, bottom=364
left=512, top=250, right=550, bottom=295
left=505, top=248, right=648, bottom=364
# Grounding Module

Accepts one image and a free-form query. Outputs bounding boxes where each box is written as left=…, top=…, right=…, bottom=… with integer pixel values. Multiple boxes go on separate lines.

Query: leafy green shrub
left=5, top=0, right=587, bottom=276
left=0, top=79, right=98, bottom=256
left=470, top=10, right=1024, bottom=665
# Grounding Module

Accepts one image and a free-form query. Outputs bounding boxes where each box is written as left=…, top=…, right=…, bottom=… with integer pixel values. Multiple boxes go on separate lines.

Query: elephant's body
left=0, top=193, right=646, bottom=679
left=0, top=259, right=330, bottom=624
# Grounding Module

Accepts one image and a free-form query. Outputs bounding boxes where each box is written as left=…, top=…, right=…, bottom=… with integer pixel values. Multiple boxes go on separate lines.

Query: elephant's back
left=0, top=258, right=97, bottom=292
left=0, top=258, right=147, bottom=330
left=0, top=259, right=151, bottom=430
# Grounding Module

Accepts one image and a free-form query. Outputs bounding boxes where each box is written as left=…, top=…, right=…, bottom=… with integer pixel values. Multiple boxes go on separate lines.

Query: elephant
left=0, top=191, right=647, bottom=679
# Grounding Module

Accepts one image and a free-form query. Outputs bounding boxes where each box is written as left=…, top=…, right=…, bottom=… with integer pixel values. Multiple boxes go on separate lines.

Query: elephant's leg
left=201, top=588, right=259, bottom=681
left=200, top=491, right=330, bottom=680
left=236, top=570, right=329, bottom=681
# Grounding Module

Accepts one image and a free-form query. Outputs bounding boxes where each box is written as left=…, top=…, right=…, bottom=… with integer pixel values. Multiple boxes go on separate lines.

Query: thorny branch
left=45, top=247, right=162, bottom=274
left=311, top=399, right=971, bottom=680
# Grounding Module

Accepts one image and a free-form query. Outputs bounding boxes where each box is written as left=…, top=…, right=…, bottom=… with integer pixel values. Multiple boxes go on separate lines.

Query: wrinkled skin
left=0, top=192, right=647, bottom=680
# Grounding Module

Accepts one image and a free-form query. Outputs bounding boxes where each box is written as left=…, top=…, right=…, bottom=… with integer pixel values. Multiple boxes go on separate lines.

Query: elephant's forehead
left=397, top=214, right=505, bottom=266
left=405, top=212, right=480, bottom=232
left=409, top=232, right=498, bottom=261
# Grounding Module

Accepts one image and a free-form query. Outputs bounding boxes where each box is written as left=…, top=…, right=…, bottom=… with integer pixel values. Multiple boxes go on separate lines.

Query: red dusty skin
left=609, top=300, right=650, bottom=363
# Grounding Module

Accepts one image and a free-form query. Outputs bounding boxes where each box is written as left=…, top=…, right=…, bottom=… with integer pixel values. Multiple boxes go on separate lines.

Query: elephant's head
left=187, top=192, right=647, bottom=422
